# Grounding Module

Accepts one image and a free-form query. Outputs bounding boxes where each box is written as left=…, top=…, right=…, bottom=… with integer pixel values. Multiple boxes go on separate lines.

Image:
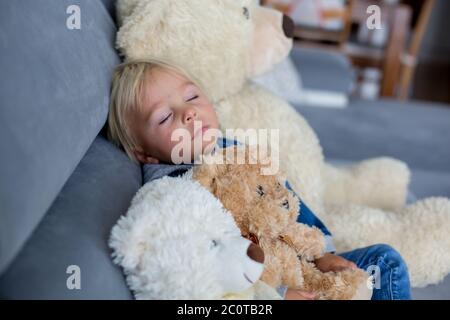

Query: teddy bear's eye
left=211, top=239, right=218, bottom=248
left=281, top=199, right=289, bottom=210
left=243, top=7, right=250, bottom=20
left=256, top=185, right=265, bottom=197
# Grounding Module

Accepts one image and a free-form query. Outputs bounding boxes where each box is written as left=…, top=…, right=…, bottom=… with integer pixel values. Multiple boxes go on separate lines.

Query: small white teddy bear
left=109, top=174, right=282, bottom=300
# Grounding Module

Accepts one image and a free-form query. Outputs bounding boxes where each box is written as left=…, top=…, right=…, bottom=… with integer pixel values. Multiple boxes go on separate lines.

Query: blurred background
left=262, top=0, right=449, bottom=104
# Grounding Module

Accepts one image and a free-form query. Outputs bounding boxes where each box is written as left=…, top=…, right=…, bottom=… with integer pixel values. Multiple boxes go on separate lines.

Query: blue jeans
left=339, top=244, right=412, bottom=300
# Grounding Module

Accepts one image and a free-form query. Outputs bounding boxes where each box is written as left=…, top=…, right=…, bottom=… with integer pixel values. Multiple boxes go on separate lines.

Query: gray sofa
left=1, top=0, right=449, bottom=299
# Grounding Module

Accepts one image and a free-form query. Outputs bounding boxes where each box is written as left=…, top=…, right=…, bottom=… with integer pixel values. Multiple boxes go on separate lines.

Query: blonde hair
left=107, top=58, right=202, bottom=163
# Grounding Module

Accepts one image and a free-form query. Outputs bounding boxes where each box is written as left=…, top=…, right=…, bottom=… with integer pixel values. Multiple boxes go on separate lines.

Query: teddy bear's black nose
left=282, top=14, right=295, bottom=39
left=247, top=242, right=265, bottom=264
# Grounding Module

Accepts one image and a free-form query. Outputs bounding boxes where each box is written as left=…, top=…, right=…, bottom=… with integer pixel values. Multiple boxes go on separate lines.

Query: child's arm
left=314, top=253, right=357, bottom=272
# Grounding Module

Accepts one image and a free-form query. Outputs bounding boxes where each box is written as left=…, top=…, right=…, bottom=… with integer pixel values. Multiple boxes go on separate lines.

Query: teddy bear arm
left=281, top=223, right=326, bottom=261
left=301, top=261, right=371, bottom=300
left=260, top=252, right=284, bottom=288
left=260, top=240, right=304, bottom=289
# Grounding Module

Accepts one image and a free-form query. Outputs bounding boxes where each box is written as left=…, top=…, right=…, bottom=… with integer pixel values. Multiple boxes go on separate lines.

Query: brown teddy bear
left=193, top=145, right=371, bottom=300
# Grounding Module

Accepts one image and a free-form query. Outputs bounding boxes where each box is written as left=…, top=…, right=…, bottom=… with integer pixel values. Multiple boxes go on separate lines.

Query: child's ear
left=133, top=148, right=160, bottom=164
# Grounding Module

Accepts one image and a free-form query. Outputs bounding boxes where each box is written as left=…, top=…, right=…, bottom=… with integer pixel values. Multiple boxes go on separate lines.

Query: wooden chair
left=261, top=0, right=436, bottom=100
left=353, top=0, right=435, bottom=99
left=262, top=0, right=355, bottom=47
left=398, top=0, right=435, bottom=100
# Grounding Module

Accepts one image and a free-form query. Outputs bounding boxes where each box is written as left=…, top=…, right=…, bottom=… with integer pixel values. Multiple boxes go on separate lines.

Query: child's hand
left=284, top=288, right=316, bottom=300
left=314, top=253, right=357, bottom=272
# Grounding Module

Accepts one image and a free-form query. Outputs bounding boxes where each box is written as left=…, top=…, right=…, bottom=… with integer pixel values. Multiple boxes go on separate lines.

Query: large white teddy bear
left=114, top=0, right=450, bottom=287
left=109, top=175, right=282, bottom=300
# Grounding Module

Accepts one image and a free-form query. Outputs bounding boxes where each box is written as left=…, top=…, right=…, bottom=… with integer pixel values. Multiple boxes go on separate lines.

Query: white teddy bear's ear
left=109, top=211, right=148, bottom=271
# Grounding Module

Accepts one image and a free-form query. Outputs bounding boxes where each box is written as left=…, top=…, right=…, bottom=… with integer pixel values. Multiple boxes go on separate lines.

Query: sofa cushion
left=0, top=0, right=119, bottom=273
left=409, top=168, right=450, bottom=199
left=293, top=98, right=450, bottom=173
left=0, top=137, right=140, bottom=299
left=252, top=57, right=304, bottom=105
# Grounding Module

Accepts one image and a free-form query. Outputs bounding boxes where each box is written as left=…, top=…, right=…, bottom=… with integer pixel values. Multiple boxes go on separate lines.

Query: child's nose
left=182, top=106, right=198, bottom=124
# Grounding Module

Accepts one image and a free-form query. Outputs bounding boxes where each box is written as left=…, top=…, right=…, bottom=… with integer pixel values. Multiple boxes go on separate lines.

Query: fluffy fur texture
left=323, top=157, right=411, bottom=211
left=109, top=175, right=282, bottom=299
left=116, top=0, right=450, bottom=287
left=193, top=146, right=371, bottom=300
left=324, top=197, right=450, bottom=287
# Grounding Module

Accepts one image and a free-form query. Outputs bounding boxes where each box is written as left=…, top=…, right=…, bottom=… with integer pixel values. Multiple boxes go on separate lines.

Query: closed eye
left=159, top=113, right=172, bottom=125
left=187, top=95, right=198, bottom=102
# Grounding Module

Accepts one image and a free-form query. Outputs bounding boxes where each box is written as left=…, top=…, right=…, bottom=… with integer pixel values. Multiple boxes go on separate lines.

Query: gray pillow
left=252, top=57, right=304, bottom=104
left=252, top=54, right=349, bottom=108
left=0, top=0, right=119, bottom=273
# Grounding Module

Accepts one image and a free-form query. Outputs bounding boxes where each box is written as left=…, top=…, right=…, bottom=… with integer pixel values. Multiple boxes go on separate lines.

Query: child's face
left=129, top=67, right=220, bottom=164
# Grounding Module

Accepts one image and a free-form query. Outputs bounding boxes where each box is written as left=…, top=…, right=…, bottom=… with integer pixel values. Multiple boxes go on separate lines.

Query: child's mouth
left=193, top=125, right=210, bottom=140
